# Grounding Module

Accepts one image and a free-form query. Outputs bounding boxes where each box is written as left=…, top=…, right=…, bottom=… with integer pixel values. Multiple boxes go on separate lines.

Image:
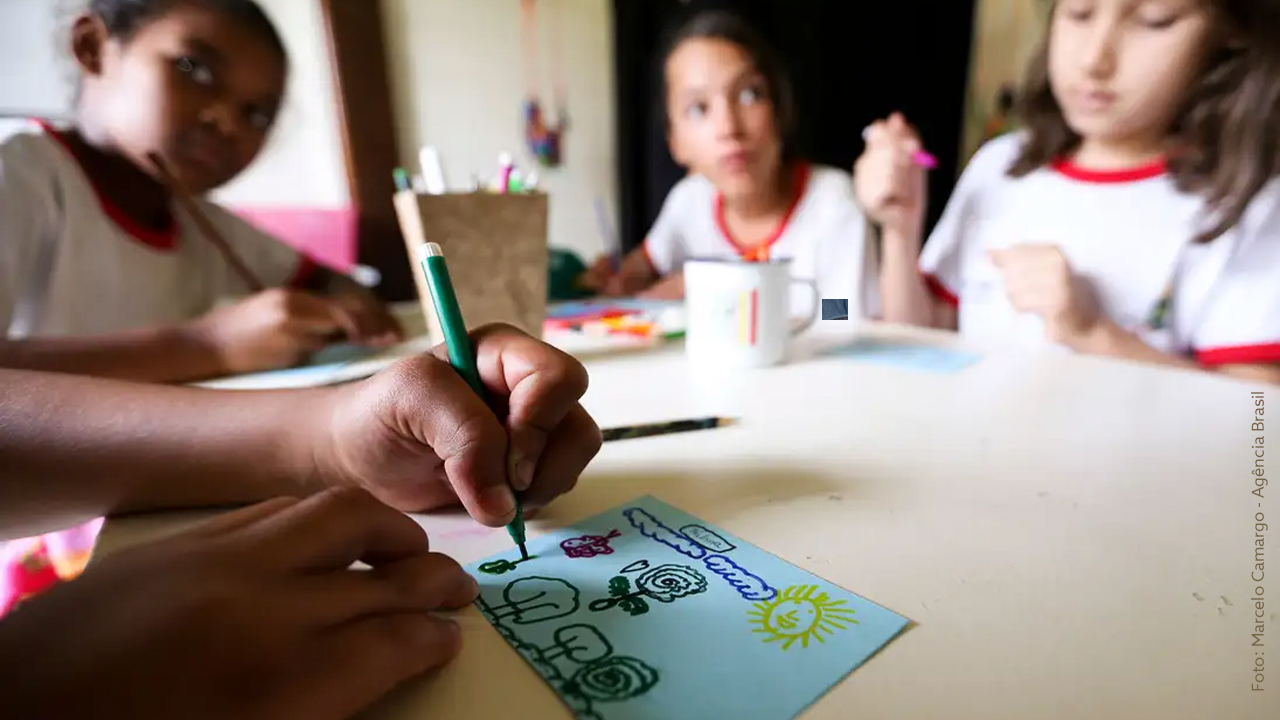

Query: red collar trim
left=1050, top=156, right=1166, bottom=184
left=36, top=120, right=179, bottom=251
left=713, top=162, right=810, bottom=262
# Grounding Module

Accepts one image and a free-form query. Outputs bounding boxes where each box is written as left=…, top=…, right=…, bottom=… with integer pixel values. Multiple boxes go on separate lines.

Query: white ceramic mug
left=683, top=257, right=818, bottom=368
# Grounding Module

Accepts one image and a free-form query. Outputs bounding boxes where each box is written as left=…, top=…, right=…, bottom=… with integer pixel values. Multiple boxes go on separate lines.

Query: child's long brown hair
left=1010, top=0, right=1280, bottom=243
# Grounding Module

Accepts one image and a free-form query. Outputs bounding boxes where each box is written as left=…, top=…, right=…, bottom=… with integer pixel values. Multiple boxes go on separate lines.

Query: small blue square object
left=821, top=299, right=849, bottom=320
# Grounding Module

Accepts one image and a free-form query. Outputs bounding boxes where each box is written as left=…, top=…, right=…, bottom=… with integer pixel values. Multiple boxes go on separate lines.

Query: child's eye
left=685, top=101, right=708, bottom=120
left=175, top=56, right=214, bottom=86
left=739, top=87, right=761, bottom=105
left=1058, top=1, right=1093, bottom=21
left=246, top=108, right=275, bottom=132
left=1135, top=11, right=1179, bottom=29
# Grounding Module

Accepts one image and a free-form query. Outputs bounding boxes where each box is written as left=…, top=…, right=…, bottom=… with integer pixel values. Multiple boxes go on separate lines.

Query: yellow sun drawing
left=746, top=585, right=858, bottom=650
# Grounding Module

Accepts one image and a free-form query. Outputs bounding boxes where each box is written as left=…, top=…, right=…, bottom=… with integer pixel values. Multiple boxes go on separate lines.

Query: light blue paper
left=307, top=343, right=379, bottom=366
left=466, top=496, right=910, bottom=720
left=833, top=340, right=981, bottom=373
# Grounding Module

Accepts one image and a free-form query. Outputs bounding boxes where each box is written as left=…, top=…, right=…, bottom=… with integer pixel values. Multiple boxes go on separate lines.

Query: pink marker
left=862, top=125, right=937, bottom=169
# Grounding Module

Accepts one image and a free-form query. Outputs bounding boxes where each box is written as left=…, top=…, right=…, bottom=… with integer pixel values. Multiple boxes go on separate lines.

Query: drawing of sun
left=746, top=584, right=858, bottom=650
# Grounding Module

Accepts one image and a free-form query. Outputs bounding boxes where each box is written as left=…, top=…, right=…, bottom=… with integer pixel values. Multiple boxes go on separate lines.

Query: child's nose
left=713, top=101, right=745, bottom=138
left=1080, top=24, right=1119, bottom=79
left=199, top=101, right=242, bottom=140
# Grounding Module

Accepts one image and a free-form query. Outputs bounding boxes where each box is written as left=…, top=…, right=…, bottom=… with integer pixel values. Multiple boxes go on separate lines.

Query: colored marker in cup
left=861, top=126, right=937, bottom=169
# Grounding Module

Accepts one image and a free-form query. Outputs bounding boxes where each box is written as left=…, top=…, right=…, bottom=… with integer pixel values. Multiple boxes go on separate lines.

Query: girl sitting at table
left=582, top=11, right=880, bottom=320
left=0, top=0, right=402, bottom=616
left=857, top=0, right=1280, bottom=384
left=0, top=0, right=403, bottom=387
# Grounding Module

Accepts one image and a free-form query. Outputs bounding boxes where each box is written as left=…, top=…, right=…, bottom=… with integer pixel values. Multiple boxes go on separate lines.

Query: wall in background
left=960, top=0, right=1050, bottom=163
left=381, top=0, right=618, bottom=263
left=0, top=0, right=73, bottom=117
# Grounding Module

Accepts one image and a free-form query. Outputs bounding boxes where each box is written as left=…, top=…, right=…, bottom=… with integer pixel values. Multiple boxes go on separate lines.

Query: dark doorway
left=612, top=0, right=978, bottom=252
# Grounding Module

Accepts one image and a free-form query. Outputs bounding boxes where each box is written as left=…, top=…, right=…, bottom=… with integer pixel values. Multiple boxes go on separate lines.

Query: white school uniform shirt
left=0, top=121, right=312, bottom=339
left=920, top=132, right=1280, bottom=366
left=641, top=163, right=879, bottom=320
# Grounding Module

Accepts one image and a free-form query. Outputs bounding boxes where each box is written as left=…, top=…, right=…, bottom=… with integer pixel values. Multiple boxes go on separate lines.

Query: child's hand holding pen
left=854, top=112, right=933, bottom=239
left=321, top=323, right=602, bottom=525
left=323, top=273, right=404, bottom=347
left=186, top=288, right=367, bottom=375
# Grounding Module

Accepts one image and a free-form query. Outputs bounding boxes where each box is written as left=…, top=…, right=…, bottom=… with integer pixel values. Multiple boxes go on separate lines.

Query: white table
left=95, top=324, right=1278, bottom=720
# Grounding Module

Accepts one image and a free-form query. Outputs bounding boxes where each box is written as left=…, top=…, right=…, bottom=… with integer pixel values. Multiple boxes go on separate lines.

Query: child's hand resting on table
left=989, top=245, right=1105, bottom=348
left=324, top=275, right=405, bottom=346
left=0, top=488, right=476, bottom=720
left=186, top=287, right=401, bottom=376
left=854, top=113, right=928, bottom=238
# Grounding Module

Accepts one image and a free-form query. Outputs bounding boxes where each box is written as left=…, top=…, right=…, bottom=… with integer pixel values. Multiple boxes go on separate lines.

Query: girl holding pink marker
left=858, top=0, right=1280, bottom=384
left=583, top=11, right=882, bottom=322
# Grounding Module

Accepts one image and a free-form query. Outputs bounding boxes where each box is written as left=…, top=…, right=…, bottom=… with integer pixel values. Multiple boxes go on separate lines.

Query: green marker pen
left=415, top=242, right=528, bottom=559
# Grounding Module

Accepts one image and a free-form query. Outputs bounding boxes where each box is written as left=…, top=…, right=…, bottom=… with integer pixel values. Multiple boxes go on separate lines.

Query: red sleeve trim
left=922, top=273, right=959, bottom=307
left=1195, top=343, right=1280, bottom=367
left=287, top=254, right=319, bottom=289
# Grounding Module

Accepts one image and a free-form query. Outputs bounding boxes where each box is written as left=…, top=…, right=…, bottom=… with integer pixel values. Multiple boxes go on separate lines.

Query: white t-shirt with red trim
left=0, top=122, right=311, bottom=339
left=919, top=133, right=1280, bottom=366
left=642, top=164, right=878, bottom=320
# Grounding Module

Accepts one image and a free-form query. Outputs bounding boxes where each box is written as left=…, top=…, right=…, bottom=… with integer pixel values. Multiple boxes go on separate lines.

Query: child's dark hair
left=659, top=10, right=798, bottom=163
left=88, top=0, right=286, bottom=63
left=1010, top=0, right=1280, bottom=243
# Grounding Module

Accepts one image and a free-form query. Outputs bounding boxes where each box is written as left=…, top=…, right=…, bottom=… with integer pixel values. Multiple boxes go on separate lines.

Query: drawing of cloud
left=623, top=508, right=706, bottom=559
left=704, top=555, right=777, bottom=601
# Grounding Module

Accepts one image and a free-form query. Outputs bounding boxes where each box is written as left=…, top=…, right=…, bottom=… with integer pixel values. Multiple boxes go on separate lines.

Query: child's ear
left=70, top=14, right=110, bottom=77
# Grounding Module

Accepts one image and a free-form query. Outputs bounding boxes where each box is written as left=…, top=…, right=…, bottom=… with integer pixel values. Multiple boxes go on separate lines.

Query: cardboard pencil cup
left=394, top=190, right=549, bottom=344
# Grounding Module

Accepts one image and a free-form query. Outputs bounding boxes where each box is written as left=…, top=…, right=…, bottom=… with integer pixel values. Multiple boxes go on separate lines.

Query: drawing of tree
left=563, top=656, right=660, bottom=703
left=487, top=577, right=581, bottom=625
left=531, top=624, right=613, bottom=664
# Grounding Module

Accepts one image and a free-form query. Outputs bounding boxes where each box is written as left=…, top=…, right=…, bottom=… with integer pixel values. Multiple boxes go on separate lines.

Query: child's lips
left=1070, top=88, right=1118, bottom=113
left=182, top=142, right=230, bottom=179
left=719, top=150, right=751, bottom=173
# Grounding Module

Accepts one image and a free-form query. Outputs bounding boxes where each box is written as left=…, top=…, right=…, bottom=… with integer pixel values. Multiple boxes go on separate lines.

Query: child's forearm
left=0, top=326, right=228, bottom=385
left=615, top=248, right=661, bottom=295
left=878, top=226, right=953, bottom=328
left=1077, top=320, right=1280, bottom=384
left=0, top=369, right=328, bottom=539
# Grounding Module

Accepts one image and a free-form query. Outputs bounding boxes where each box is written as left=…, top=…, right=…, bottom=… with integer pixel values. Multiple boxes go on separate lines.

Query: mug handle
left=790, top=278, right=820, bottom=336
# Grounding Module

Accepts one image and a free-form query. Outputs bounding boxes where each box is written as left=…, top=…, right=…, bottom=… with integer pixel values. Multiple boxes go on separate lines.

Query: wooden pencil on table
left=601, top=416, right=736, bottom=442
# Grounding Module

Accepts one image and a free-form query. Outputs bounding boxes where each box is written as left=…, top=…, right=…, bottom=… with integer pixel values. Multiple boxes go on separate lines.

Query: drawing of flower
left=635, top=564, right=707, bottom=602
left=564, top=656, right=659, bottom=703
